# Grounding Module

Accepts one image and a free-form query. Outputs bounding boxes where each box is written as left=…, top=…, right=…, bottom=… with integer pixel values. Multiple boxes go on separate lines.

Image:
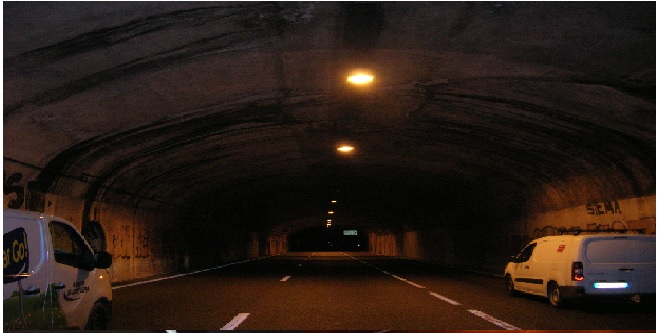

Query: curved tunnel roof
left=3, top=2, right=655, bottom=234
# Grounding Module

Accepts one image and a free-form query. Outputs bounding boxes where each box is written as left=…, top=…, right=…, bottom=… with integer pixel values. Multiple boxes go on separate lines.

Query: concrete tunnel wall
left=4, top=158, right=656, bottom=282
left=4, top=159, right=288, bottom=283
left=389, top=194, right=656, bottom=274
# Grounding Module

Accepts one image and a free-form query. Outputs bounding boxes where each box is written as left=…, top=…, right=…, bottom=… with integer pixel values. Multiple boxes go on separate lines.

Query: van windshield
left=585, top=238, right=656, bottom=263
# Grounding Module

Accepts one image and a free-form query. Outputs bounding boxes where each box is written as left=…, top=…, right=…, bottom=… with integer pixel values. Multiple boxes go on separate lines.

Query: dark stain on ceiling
left=3, top=2, right=655, bottom=234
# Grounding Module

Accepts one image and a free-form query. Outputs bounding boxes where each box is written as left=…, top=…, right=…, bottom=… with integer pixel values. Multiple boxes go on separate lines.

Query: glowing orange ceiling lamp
left=346, top=69, right=374, bottom=85
left=337, top=145, right=355, bottom=153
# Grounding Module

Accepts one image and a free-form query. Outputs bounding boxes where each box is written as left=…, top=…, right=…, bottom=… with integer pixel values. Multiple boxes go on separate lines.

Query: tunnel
left=3, top=2, right=655, bottom=283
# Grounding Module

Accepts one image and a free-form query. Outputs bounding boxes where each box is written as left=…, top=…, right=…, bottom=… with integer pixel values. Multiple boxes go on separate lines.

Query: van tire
left=505, top=276, right=517, bottom=296
left=85, top=303, right=107, bottom=330
left=547, top=282, right=564, bottom=308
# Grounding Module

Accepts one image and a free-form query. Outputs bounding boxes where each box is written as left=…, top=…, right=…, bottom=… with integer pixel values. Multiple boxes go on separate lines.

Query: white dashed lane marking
left=220, top=313, right=250, bottom=330
left=429, top=292, right=461, bottom=306
left=468, top=310, right=521, bottom=330
left=344, top=253, right=522, bottom=330
left=391, top=274, right=426, bottom=288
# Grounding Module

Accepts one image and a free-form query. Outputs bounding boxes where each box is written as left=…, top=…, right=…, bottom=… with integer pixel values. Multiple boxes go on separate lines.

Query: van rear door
left=583, top=236, right=656, bottom=296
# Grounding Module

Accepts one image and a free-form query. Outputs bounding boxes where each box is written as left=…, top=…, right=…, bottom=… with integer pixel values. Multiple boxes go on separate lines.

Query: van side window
left=516, top=243, right=537, bottom=262
left=49, top=222, right=94, bottom=270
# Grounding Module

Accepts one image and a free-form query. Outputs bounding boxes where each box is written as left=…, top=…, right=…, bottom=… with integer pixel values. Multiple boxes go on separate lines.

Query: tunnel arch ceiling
left=3, top=2, right=655, bottom=236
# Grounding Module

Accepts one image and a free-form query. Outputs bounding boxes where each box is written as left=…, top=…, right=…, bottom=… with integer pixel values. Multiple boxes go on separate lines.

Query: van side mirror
left=80, top=249, right=96, bottom=271
left=94, top=251, right=112, bottom=269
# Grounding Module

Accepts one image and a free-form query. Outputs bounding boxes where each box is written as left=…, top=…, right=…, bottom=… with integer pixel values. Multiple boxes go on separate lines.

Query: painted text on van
left=3, top=227, right=30, bottom=283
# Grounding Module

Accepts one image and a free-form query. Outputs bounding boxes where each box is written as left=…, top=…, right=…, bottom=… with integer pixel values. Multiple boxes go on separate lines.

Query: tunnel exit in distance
left=288, top=226, right=369, bottom=252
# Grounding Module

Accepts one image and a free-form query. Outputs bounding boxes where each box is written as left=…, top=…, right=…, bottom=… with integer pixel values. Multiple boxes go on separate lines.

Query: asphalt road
left=109, top=252, right=655, bottom=330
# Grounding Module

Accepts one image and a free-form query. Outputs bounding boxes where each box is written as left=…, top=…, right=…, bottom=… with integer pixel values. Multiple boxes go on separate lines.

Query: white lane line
left=298, top=264, right=303, bottom=266
left=281, top=275, right=291, bottom=282
left=391, top=274, right=425, bottom=289
left=344, top=255, right=522, bottom=331
left=221, top=313, right=250, bottom=330
left=112, top=274, right=187, bottom=289
left=467, top=310, right=521, bottom=330
left=113, top=257, right=267, bottom=290
left=345, top=255, right=426, bottom=289
left=429, top=292, right=461, bottom=306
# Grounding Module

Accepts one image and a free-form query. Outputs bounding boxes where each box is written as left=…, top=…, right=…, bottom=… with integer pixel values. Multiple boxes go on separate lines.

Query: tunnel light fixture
left=337, top=145, right=355, bottom=153
left=328, top=211, right=334, bottom=214
left=347, top=69, right=374, bottom=85
left=327, top=219, right=332, bottom=222
left=331, top=200, right=337, bottom=204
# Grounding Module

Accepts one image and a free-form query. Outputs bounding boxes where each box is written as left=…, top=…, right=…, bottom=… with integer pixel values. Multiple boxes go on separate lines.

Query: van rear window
left=585, top=238, right=656, bottom=263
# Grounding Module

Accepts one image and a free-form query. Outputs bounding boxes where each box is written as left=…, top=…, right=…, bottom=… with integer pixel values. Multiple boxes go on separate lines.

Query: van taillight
left=572, top=262, right=584, bottom=281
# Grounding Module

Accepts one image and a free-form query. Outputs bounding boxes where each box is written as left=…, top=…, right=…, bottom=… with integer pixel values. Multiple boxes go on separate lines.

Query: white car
left=504, top=233, right=655, bottom=307
left=3, top=209, right=113, bottom=329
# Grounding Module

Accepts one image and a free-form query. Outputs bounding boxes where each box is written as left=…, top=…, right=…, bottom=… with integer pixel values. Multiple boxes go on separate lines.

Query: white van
left=3, top=209, right=113, bottom=329
left=504, top=233, right=655, bottom=307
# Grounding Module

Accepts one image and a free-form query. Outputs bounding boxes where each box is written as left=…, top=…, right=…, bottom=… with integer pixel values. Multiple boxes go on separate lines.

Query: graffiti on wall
left=3, top=173, right=24, bottom=209
left=586, top=200, right=621, bottom=216
left=3, top=172, right=45, bottom=211
left=110, top=224, right=176, bottom=261
left=111, top=225, right=132, bottom=260
left=134, top=227, right=150, bottom=259
left=532, top=221, right=631, bottom=238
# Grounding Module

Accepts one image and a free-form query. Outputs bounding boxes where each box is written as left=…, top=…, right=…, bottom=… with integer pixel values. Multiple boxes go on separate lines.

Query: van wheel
left=505, top=276, right=517, bottom=296
left=548, top=282, right=564, bottom=308
left=85, top=304, right=107, bottom=330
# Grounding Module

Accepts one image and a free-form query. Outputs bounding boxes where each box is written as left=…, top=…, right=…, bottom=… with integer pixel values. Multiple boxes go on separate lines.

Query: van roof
left=535, top=234, right=655, bottom=242
left=3, top=209, right=54, bottom=219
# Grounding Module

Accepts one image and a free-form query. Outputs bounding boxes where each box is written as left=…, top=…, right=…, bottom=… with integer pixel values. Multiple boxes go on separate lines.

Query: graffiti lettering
left=134, top=227, right=150, bottom=259
left=586, top=200, right=621, bottom=215
left=3, top=172, right=25, bottom=209
left=111, top=225, right=131, bottom=260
